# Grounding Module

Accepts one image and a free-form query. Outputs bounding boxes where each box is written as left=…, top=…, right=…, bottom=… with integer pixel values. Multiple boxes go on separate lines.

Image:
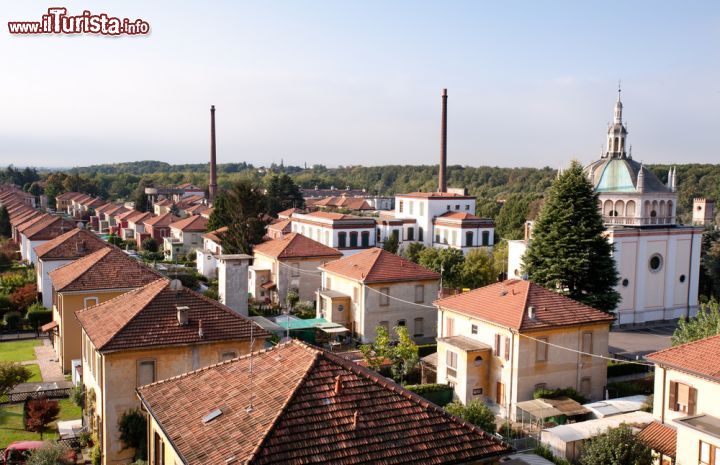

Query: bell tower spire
left=614, top=82, right=623, bottom=124
left=605, top=83, right=628, bottom=159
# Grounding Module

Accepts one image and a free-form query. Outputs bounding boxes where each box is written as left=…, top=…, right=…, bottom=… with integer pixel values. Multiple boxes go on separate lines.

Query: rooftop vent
left=202, top=408, right=223, bottom=424
left=334, top=375, right=343, bottom=395
left=198, top=319, right=204, bottom=338
left=176, top=306, right=190, bottom=326
left=527, top=306, right=536, bottom=319
left=169, top=279, right=183, bottom=291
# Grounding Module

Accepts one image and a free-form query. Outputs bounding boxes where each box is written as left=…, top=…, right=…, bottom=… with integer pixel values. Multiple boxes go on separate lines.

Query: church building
left=509, top=90, right=703, bottom=326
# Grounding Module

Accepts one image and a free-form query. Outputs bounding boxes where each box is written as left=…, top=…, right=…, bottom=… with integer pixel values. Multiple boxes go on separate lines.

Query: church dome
left=585, top=157, right=670, bottom=194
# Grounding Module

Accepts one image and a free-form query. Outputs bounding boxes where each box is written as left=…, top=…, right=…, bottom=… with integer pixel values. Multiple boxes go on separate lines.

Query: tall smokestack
left=209, top=105, right=218, bottom=202
left=439, top=89, right=448, bottom=193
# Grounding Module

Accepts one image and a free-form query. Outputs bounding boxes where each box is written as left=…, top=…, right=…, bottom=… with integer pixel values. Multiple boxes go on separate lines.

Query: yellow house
left=249, top=232, right=342, bottom=304
left=316, top=247, right=441, bottom=343
left=48, top=247, right=164, bottom=374
left=137, top=340, right=512, bottom=465
left=639, top=334, right=720, bottom=465
left=434, top=280, right=614, bottom=420
left=76, top=278, right=268, bottom=465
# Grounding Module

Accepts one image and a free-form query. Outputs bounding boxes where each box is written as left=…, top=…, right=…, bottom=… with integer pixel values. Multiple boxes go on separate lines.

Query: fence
left=1, top=386, right=72, bottom=404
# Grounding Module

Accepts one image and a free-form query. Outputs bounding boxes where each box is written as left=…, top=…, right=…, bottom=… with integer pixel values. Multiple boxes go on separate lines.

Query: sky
left=0, top=1, right=719, bottom=169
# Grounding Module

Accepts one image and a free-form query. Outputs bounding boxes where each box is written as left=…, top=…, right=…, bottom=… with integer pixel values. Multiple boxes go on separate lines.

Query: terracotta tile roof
left=116, top=209, right=140, bottom=221
left=320, top=248, right=440, bottom=284
left=23, top=216, right=76, bottom=240
left=76, top=279, right=267, bottom=352
left=184, top=204, right=210, bottom=215
left=277, top=208, right=302, bottom=218
left=84, top=198, right=106, bottom=208
left=169, top=215, right=208, bottom=232
left=154, top=198, right=173, bottom=207
left=144, top=212, right=179, bottom=228
left=638, top=422, right=676, bottom=458
left=267, top=219, right=292, bottom=233
left=94, top=203, right=119, bottom=214
left=202, top=226, right=227, bottom=244
left=17, top=214, right=51, bottom=233
left=646, top=334, right=720, bottom=381
left=49, top=247, right=163, bottom=292
left=316, top=196, right=373, bottom=210
left=127, top=211, right=153, bottom=225
left=436, top=211, right=492, bottom=222
left=434, top=280, right=614, bottom=331
left=55, top=192, right=82, bottom=201
left=34, top=228, right=109, bottom=260
left=71, top=194, right=92, bottom=204
left=303, top=211, right=366, bottom=221
left=137, top=340, right=511, bottom=465
left=177, top=183, right=203, bottom=190
left=253, top=233, right=342, bottom=260
left=398, top=192, right=475, bottom=199
left=10, top=210, right=41, bottom=226
left=102, top=204, right=126, bottom=217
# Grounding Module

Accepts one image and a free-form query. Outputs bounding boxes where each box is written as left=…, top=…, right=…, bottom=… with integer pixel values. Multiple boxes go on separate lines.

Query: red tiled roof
left=169, top=215, right=208, bottom=232
left=17, top=214, right=51, bottom=233
left=10, top=210, right=41, bottom=226
left=436, top=211, right=487, bottom=221
left=434, top=280, right=614, bottom=331
left=23, top=216, right=76, bottom=241
left=34, top=228, right=109, bottom=260
left=202, top=226, right=228, bottom=244
left=320, top=248, right=440, bottom=284
left=646, top=334, right=720, bottom=381
left=144, top=212, right=179, bottom=228
left=94, top=203, right=119, bottom=214
left=76, top=279, right=267, bottom=352
left=127, top=211, right=153, bottom=225
left=55, top=192, right=82, bottom=201
left=303, top=211, right=364, bottom=221
left=638, top=422, right=676, bottom=458
left=49, top=247, right=163, bottom=292
left=116, top=209, right=140, bottom=221
left=267, top=219, right=292, bottom=233
left=277, top=208, right=302, bottom=218
left=154, top=198, right=173, bottom=207
left=253, top=233, right=342, bottom=260
left=137, top=340, right=511, bottom=465
left=316, top=196, right=373, bottom=210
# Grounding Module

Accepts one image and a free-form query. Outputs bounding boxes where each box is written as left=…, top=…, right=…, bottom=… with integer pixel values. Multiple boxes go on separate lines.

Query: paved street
left=609, top=324, right=676, bottom=360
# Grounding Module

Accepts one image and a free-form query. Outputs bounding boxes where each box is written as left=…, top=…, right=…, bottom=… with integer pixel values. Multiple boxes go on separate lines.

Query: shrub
left=607, top=379, right=653, bottom=398
left=579, top=424, right=651, bottom=465
left=90, top=444, right=101, bottom=465
left=607, top=361, right=649, bottom=378
left=141, top=237, right=158, bottom=252
left=10, top=283, right=38, bottom=311
left=25, top=397, right=60, bottom=438
left=70, top=385, right=84, bottom=408
left=107, top=234, right=123, bottom=246
left=0, top=361, right=32, bottom=397
left=445, top=399, right=497, bottom=434
left=118, top=408, right=147, bottom=460
left=3, top=310, right=23, bottom=330
left=26, top=442, right=75, bottom=465
left=534, top=444, right=572, bottom=465
left=534, top=386, right=586, bottom=404
left=417, top=343, right=437, bottom=358
left=26, top=303, right=52, bottom=331
left=405, top=383, right=454, bottom=406
left=173, top=273, right=198, bottom=290
left=0, top=292, right=12, bottom=315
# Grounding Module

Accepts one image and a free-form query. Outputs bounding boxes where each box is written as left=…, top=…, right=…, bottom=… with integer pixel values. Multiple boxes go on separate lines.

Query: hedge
left=607, top=361, right=649, bottom=378
left=417, top=344, right=437, bottom=358
left=405, top=383, right=454, bottom=406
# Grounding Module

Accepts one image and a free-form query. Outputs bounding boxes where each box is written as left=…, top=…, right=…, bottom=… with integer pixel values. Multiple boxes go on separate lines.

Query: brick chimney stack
left=439, top=89, right=448, bottom=193
left=209, top=105, right=218, bottom=202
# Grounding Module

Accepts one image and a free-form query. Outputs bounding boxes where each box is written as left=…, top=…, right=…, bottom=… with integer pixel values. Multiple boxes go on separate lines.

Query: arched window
left=614, top=200, right=625, bottom=218
left=603, top=200, right=614, bottom=217
left=667, top=201, right=674, bottom=220
left=626, top=200, right=636, bottom=218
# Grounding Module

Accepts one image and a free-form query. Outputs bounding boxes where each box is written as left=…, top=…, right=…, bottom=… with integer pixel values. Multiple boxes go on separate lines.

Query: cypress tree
left=522, top=160, right=619, bottom=312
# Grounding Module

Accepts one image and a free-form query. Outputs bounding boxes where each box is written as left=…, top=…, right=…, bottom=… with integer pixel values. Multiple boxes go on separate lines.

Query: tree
left=578, top=424, right=651, bottom=465
left=265, top=173, right=304, bottom=216
left=671, top=301, right=720, bottom=346
left=26, top=397, right=60, bottom=438
left=0, top=362, right=32, bottom=398
left=141, top=237, right=158, bottom=252
left=391, top=326, right=419, bottom=383
left=459, top=249, right=497, bottom=289
left=132, top=179, right=153, bottom=213
left=208, top=180, right=270, bottom=254
left=359, top=326, right=392, bottom=372
left=382, top=233, right=400, bottom=254
left=522, top=161, right=620, bottom=312
left=400, top=242, right=426, bottom=263
left=0, top=206, right=10, bottom=237
left=10, top=283, right=37, bottom=312
left=496, top=193, right=535, bottom=240
left=700, top=230, right=720, bottom=300
left=27, top=442, right=75, bottom=465
left=445, top=399, right=497, bottom=434
left=418, top=247, right=465, bottom=289
left=118, top=408, right=148, bottom=460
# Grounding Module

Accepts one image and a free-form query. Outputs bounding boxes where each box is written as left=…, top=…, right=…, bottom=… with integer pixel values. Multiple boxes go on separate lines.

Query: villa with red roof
left=195, top=226, right=227, bottom=278
left=290, top=211, right=378, bottom=256
left=639, top=333, right=720, bottom=465
left=140, top=212, right=179, bottom=249
left=163, top=214, right=208, bottom=260
left=317, top=247, right=440, bottom=343
left=433, top=280, right=614, bottom=419
left=249, top=233, right=342, bottom=304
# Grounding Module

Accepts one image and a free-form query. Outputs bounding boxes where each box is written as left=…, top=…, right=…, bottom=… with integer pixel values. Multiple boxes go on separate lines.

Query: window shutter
left=504, top=336, right=510, bottom=361
left=688, top=387, right=697, bottom=415
left=668, top=381, right=678, bottom=411
left=494, top=334, right=501, bottom=356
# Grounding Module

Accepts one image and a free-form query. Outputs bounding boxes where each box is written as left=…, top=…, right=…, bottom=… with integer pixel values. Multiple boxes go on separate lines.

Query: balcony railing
left=603, top=216, right=675, bottom=226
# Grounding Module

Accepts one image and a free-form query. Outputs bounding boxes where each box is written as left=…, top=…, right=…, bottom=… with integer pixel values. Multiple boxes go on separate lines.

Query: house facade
left=77, top=279, right=267, bottom=465
left=249, top=233, right=342, bottom=305
left=195, top=226, right=226, bottom=278
left=640, top=334, right=720, bottom=465
left=163, top=215, right=208, bottom=261
left=316, top=248, right=440, bottom=343
left=290, top=211, right=378, bottom=256
left=434, top=280, right=614, bottom=420
left=141, top=212, right=179, bottom=249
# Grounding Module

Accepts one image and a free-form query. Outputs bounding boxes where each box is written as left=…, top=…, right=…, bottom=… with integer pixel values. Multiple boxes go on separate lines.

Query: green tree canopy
left=265, top=173, right=304, bottom=216
left=672, top=301, right=720, bottom=346
left=578, top=424, right=651, bottom=465
left=445, top=399, right=497, bottom=434
left=418, top=247, right=465, bottom=289
left=0, top=206, right=10, bottom=237
left=522, top=161, right=620, bottom=312
left=400, top=242, right=426, bottom=263
left=209, top=180, right=269, bottom=254
left=382, top=233, right=400, bottom=254
left=496, top=193, right=537, bottom=240
left=459, top=249, right=497, bottom=289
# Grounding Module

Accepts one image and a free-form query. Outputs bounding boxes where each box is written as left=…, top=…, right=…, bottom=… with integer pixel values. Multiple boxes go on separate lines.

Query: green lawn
left=0, top=339, right=41, bottom=363
left=0, top=398, right=82, bottom=447
left=25, top=364, right=42, bottom=382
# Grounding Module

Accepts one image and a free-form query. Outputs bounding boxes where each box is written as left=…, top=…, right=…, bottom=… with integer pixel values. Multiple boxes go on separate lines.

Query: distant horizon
left=2, top=2, right=719, bottom=168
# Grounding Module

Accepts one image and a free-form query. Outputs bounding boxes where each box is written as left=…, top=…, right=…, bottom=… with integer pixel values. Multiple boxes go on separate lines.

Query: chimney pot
left=334, top=375, right=343, bottom=395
